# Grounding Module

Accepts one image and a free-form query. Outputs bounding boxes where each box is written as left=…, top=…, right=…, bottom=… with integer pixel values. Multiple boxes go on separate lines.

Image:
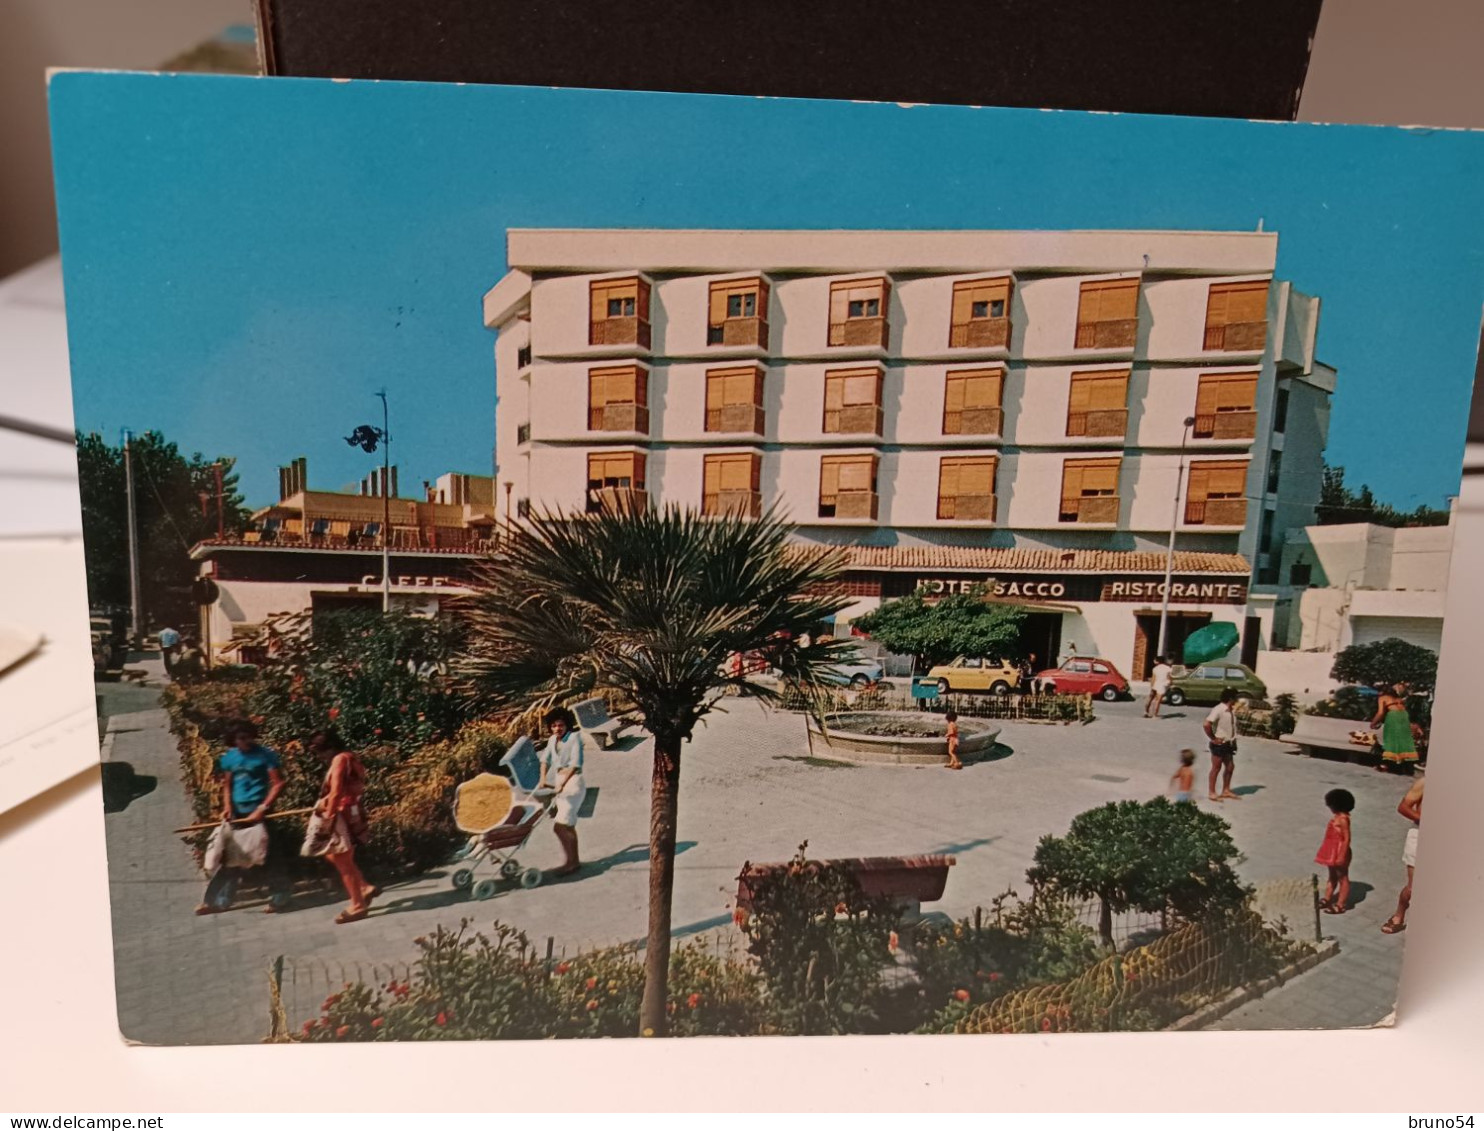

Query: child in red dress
left=1315, top=788, right=1355, bottom=914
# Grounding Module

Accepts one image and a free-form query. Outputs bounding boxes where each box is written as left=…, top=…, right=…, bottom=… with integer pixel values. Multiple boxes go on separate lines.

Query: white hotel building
left=483, top=230, right=1335, bottom=679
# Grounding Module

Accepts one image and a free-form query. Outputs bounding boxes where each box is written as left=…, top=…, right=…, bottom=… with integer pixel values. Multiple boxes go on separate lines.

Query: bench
left=736, top=854, right=956, bottom=921
left=571, top=696, right=631, bottom=750
left=1280, top=714, right=1378, bottom=763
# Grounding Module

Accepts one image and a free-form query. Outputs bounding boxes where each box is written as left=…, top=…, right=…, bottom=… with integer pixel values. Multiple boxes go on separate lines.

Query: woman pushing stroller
left=539, top=707, right=587, bottom=876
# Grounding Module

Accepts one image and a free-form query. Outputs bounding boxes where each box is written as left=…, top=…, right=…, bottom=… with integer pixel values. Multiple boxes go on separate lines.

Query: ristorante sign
left=890, top=573, right=1247, bottom=605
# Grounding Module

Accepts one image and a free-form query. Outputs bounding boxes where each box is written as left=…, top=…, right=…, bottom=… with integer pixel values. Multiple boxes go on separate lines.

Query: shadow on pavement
left=1232, top=784, right=1265, bottom=796
left=965, top=742, right=1014, bottom=766
left=100, top=762, right=157, bottom=813
left=932, top=836, right=999, bottom=856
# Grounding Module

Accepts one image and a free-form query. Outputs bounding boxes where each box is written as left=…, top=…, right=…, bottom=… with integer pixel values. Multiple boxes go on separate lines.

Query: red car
left=1034, top=656, right=1130, bottom=701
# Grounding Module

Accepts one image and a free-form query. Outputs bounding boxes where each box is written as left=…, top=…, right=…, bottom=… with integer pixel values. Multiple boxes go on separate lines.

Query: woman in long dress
left=1371, top=682, right=1418, bottom=773
left=539, top=707, right=587, bottom=876
left=301, top=728, right=378, bottom=923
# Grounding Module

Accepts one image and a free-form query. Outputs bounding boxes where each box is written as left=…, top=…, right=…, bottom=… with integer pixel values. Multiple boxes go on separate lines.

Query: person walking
left=1146, top=654, right=1173, bottom=718
left=1315, top=788, right=1355, bottom=914
left=301, top=728, right=378, bottom=924
left=1372, top=682, right=1419, bottom=773
left=1203, top=687, right=1241, bottom=802
left=1169, top=749, right=1196, bottom=803
left=1381, top=773, right=1424, bottom=934
left=157, top=624, right=181, bottom=677
left=195, top=721, right=285, bottom=915
left=538, top=707, right=587, bottom=876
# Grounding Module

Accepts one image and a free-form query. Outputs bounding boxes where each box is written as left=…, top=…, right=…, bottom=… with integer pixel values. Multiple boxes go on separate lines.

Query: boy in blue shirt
left=196, top=721, right=286, bottom=914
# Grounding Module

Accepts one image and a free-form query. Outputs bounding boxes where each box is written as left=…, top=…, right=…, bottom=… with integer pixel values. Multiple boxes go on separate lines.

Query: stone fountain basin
left=805, top=711, right=1002, bottom=766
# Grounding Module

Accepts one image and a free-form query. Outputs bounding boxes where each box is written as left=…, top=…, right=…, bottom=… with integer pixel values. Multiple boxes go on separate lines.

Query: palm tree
left=457, top=502, right=856, bottom=1035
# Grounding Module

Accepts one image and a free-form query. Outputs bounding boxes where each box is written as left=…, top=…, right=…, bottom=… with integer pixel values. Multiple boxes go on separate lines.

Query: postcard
left=48, top=71, right=1483, bottom=1044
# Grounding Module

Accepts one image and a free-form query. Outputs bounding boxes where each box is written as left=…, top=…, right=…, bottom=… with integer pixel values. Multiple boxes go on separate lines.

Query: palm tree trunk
left=639, top=733, right=683, bottom=1036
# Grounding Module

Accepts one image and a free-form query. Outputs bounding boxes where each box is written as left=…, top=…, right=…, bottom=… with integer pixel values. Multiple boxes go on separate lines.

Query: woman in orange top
left=301, top=728, right=378, bottom=924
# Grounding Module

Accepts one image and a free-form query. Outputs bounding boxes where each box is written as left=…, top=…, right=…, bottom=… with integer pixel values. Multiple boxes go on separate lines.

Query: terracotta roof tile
left=828, top=545, right=1249, bottom=575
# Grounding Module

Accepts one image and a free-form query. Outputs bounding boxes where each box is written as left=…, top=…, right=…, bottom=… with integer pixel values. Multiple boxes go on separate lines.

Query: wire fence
left=775, top=682, right=1093, bottom=723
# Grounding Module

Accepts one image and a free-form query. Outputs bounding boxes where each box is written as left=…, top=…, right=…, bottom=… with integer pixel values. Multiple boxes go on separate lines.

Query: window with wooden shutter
left=949, top=277, right=1013, bottom=348
left=586, top=451, right=647, bottom=513
left=707, top=277, right=769, bottom=348
left=827, top=278, right=890, bottom=347
left=937, top=456, right=998, bottom=520
left=819, top=454, right=879, bottom=520
left=588, top=365, right=649, bottom=432
left=588, top=276, right=652, bottom=348
left=822, top=367, right=884, bottom=434
left=1192, top=372, right=1258, bottom=438
left=1185, top=459, right=1248, bottom=525
left=1203, top=281, right=1269, bottom=351
left=702, top=452, right=762, bottom=517
left=1074, top=278, right=1140, bottom=348
left=1066, top=370, right=1129, bottom=437
left=942, top=368, right=1004, bottom=435
left=705, top=366, right=766, bottom=434
left=1059, top=457, right=1121, bottom=523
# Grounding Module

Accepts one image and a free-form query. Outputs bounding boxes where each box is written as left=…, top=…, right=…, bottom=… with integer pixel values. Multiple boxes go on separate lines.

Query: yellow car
left=926, top=656, right=1022, bottom=695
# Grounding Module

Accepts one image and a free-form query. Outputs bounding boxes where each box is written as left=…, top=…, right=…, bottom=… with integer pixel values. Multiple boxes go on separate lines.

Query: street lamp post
left=346, top=391, right=392, bottom=614
left=1157, top=416, right=1197, bottom=662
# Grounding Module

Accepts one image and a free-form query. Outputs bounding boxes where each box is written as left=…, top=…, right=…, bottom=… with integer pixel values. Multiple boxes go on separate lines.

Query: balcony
left=516, top=422, right=531, bottom=445
left=1193, top=411, right=1258, bottom=440
left=828, top=317, right=888, bottom=349
left=703, top=490, right=762, bottom=518
left=1059, top=495, right=1120, bottom=524
left=707, top=317, right=769, bottom=349
left=586, top=487, right=649, bottom=515
left=706, top=404, right=766, bottom=435
left=1203, top=322, right=1267, bottom=352
left=516, top=344, right=532, bottom=369
left=1066, top=409, right=1128, bottom=438
left=1185, top=497, right=1248, bottom=526
left=938, top=494, right=997, bottom=521
left=821, top=491, right=879, bottom=521
left=824, top=404, right=884, bottom=435
left=588, top=404, right=650, bottom=433
left=949, top=318, right=1011, bottom=349
left=942, top=406, right=1004, bottom=436
left=589, top=316, right=652, bottom=349
left=1074, top=319, right=1138, bottom=349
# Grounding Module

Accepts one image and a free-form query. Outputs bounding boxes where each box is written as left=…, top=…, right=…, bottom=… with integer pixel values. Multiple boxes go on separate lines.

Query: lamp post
left=346, top=391, right=392, bottom=613
left=1157, top=416, right=1197, bottom=662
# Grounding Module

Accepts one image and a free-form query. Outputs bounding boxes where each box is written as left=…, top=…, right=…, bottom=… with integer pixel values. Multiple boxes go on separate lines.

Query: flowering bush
left=295, top=922, right=768, bottom=1041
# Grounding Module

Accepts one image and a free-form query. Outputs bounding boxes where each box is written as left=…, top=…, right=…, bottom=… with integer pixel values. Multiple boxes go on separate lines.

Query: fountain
left=804, top=711, right=1002, bottom=766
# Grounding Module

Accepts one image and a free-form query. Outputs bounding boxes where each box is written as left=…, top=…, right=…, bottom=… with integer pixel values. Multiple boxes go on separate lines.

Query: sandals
left=194, top=903, right=223, bottom=916
left=1381, top=919, right=1407, bottom=934
left=363, top=885, right=382, bottom=904
left=1322, top=905, right=1347, bottom=915
left=335, top=908, right=369, bottom=925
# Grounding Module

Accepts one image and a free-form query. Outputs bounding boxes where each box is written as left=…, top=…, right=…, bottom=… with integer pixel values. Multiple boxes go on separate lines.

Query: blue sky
left=49, top=72, right=1484, bottom=510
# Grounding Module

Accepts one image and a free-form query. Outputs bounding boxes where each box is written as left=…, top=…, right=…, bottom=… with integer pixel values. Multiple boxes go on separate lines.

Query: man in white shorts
left=1382, top=773, right=1424, bottom=934
left=1146, top=654, right=1173, bottom=719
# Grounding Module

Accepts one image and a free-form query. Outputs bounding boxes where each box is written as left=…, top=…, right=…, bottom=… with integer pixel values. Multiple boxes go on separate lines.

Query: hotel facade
left=483, top=230, right=1335, bottom=678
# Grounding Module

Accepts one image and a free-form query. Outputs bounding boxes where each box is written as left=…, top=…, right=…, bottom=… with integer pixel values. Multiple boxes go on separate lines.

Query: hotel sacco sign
left=900, top=574, right=1247, bottom=606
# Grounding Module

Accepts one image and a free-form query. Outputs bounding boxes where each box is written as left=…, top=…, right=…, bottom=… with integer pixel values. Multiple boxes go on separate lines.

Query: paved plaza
left=101, top=675, right=1417, bottom=1044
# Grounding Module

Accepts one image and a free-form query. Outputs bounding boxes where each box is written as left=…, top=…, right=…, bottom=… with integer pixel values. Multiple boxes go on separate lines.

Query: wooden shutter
left=1061, top=462, right=1084, bottom=509
left=944, top=374, right=967, bottom=413
left=820, top=457, right=841, bottom=502
left=964, top=370, right=1002, bottom=408
left=1086, top=372, right=1128, bottom=410
left=1078, top=278, right=1138, bottom=324
left=753, top=368, right=766, bottom=407
left=708, top=283, right=730, bottom=324
left=1194, top=376, right=1221, bottom=417
left=1186, top=463, right=1211, bottom=504
left=1206, top=281, right=1268, bottom=328
left=843, top=369, right=878, bottom=407
left=837, top=456, right=874, bottom=492
left=952, top=277, right=1011, bottom=321
left=1217, top=374, right=1257, bottom=411
left=635, top=279, right=650, bottom=321
left=1084, top=459, right=1119, bottom=494
left=1205, top=460, right=1248, bottom=497
left=824, top=373, right=846, bottom=411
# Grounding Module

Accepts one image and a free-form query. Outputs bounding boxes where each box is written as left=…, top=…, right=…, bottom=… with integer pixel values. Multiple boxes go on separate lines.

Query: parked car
left=1035, top=656, right=1130, bottom=701
left=1163, top=662, right=1267, bottom=706
left=820, top=654, right=887, bottom=688
left=926, top=656, right=1022, bottom=695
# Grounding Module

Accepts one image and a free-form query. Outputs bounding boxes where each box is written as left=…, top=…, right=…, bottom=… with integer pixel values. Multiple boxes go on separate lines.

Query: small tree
left=1330, top=637, right=1438, bottom=693
left=851, top=584, right=1026, bottom=671
left=457, top=504, right=855, bottom=1036
left=1027, top=799, right=1247, bottom=948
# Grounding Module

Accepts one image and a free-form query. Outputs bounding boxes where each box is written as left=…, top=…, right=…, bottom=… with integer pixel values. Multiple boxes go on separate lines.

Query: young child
left=945, top=710, right=963, bottom=770
left=1315, top=788, right=1356, bottom=914
left=1170, top=749, right=1196, bottom=803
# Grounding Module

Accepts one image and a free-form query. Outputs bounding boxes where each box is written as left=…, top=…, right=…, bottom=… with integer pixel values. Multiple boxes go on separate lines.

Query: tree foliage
left=851, top=584, right=1027, bottom=670
left=1317, top=464, right=1449, bottom=528
left=1330, top=637, right=1438, bottom=693
left=76, top=430, right=250, bottom=628
left=1028, top=799, right=1247, bottom=947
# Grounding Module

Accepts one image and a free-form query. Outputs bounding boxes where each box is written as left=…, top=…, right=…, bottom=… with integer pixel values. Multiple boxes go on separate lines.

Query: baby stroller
left=449, top=737, right=552, bottom=900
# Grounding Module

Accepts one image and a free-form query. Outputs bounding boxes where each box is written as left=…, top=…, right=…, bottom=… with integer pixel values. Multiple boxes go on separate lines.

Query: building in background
left=1258, top=501, right=1456, bottom=700
left=191, top=458, right=497, bottom=663
left=484, top=229, right=1335, bottom=678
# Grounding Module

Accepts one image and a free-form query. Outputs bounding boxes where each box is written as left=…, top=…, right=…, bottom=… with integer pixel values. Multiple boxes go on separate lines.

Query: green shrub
left=1308, top=687, right=1377, bottom=722
left=1331, top=637, right=1438, bottom=693
left=1268, top=693, right=1299, bottom=739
